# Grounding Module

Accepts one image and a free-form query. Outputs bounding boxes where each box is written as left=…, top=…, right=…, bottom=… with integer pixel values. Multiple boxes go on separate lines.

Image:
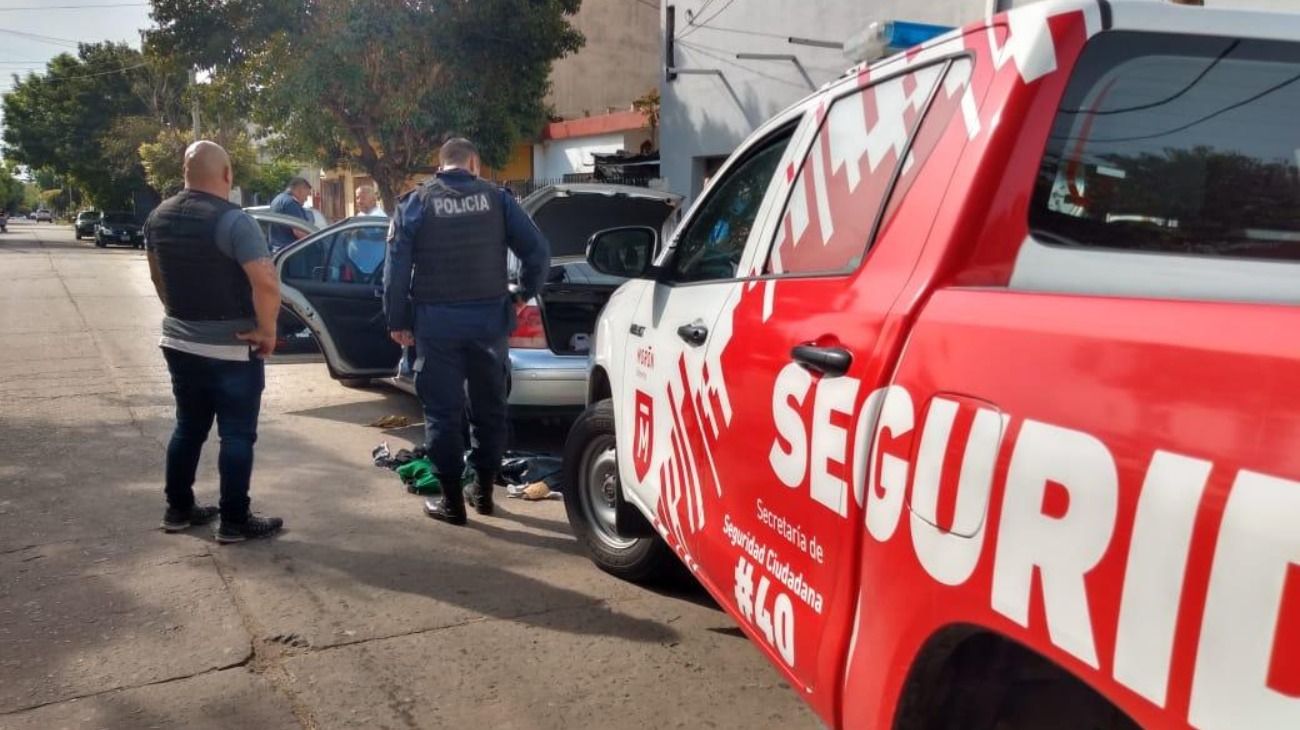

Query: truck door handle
left=676, top=322, right=708, bottom=346
left=791, top=344, right=852, bottom=377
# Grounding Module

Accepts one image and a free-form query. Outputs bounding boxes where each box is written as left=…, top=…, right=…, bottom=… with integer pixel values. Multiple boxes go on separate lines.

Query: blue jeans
left=414, top=334, right=509, bottom=480
left=162, top=347, right=265, bottom=522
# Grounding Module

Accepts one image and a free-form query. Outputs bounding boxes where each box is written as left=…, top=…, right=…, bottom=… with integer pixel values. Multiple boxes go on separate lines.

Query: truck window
left=667, top=129, right=793, bottom=283
left=765, top=59, right=969, bottom=276
left=1031, top=31, right=1300, bottom=261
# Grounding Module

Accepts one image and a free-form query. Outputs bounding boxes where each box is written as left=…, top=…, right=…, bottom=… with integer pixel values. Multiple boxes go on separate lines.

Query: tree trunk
left=371, top=167, right=405, bottom=217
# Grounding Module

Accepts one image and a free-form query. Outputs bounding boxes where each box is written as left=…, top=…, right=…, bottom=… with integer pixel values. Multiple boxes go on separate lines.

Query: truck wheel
left=563, top=399, right=676, bottom=583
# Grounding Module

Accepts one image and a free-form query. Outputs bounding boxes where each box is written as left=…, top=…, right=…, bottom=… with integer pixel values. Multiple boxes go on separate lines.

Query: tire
left=74, top=232, right=80, bottom=240
left=337, top=377, right=373, bottom=389
left=94, top=236, right=106, bottom=248
left=563, top=398, right=676, bottom=583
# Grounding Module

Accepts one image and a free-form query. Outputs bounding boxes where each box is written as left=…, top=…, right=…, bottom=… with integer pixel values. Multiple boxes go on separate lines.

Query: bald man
left=144, top=140, right=284, bottom=544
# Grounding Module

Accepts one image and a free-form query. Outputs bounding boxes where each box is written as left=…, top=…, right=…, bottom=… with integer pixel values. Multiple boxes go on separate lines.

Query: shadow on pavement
left=285, top=536, right=679, bottom=644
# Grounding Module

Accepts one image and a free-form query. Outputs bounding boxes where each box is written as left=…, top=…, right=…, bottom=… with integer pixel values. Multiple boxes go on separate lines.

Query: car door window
left=282, top=234, right=333, bottom=282
left=323, top=226, right=387, bottom=284
left=668, top=131, right=793, bottom=283
left=765, top=59, right=960, bottom=276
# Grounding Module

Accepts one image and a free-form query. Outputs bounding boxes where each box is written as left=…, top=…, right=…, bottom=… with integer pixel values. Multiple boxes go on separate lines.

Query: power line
left=676, top=23, right=789, bottom=41
left=677, top=0, right=738, bottom=39
left=1059, top=40, right=1239, bottom=116
left=689, top=0, right=722, bottom=22
left=2, top=61, right=149, bottom=83
left=0, top=29, right=82, bottom=47
left=1052, top=69, right=1300, bottom=145
left=675, top=38, right=812, bottom=90
left=0, top=2, right=147, bottom=10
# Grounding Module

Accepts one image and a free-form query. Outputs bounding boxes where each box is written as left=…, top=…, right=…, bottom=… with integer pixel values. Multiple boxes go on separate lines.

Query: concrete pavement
left=0, top=219, right=819, bottom=729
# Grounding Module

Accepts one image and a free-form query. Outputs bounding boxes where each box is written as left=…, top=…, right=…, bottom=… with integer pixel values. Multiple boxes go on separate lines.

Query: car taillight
left=509, top=303, right=547, bottom=349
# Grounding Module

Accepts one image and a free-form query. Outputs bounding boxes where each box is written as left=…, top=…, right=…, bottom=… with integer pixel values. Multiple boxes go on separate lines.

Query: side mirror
left=586, top=226, right=658, bottom=279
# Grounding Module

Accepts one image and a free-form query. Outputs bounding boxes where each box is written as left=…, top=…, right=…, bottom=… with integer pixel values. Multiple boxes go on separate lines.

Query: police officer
left=384, top=138, right=550, bottom=525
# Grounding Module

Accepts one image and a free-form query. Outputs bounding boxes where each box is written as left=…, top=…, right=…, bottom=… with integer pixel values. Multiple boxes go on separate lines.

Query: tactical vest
left=146, top=189, right=253, bottom=321
left=410, top=176, right=508, bottom=304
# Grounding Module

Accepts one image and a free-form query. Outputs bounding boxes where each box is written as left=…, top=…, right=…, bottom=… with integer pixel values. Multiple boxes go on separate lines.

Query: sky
left=0, top=0, right=154, bottom=139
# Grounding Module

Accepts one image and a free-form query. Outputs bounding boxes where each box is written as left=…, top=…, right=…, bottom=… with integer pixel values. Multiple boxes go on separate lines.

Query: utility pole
left=189, top=69, right=200, bottom=139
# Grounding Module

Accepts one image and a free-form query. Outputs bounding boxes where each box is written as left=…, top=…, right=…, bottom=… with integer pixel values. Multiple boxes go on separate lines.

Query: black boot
left=424, top=475, right=467, bottom=526
left=464, top=471, right=496, bottom=516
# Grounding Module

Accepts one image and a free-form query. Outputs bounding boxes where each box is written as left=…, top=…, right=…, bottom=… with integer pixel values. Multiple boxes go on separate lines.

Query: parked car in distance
left=95, top=211, right=143, bottom=248
left=248, top=184, right=681, bottom=409
left=34, top=209, right=52, bottom=223
left=74, top=210, right=101, bottom=240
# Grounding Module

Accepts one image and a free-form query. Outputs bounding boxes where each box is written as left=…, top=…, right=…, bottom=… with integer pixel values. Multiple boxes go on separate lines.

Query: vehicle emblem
left=633, top=390, right=654, bottom=481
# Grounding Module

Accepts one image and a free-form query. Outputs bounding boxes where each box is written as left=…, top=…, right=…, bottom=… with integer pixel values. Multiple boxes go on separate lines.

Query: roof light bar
left=843, top=20, right=955, bottom=63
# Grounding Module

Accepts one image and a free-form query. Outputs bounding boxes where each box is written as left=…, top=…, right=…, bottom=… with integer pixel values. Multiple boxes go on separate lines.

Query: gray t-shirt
left=150, top=209, right=272, bottom=349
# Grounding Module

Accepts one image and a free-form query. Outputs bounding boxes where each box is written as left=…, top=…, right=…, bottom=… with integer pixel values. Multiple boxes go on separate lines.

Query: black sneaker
left=216, top=515, right=284, bottom=544
left=424, top=496, right=467, bottom=526
left=161, top=504, right=220, bottom=533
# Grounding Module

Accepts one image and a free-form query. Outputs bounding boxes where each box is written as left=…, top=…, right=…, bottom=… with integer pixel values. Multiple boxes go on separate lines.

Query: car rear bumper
left=508, top=348, right=587, bottom=407
left=388, top=347, right=588, bottom=408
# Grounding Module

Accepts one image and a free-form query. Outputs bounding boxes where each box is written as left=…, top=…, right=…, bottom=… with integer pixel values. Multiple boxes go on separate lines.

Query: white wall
left=660, top=0, right=1300, bottom=202
left=660, top=0, right=982, bottom=202
left=532, top=132, right=646, bottom=180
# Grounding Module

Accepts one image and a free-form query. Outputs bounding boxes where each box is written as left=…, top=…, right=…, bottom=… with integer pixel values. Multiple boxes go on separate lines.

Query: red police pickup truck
left=561, top=1, right=1300, bottom=728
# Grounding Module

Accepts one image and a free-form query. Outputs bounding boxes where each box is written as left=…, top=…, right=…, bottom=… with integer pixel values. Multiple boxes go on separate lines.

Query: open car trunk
left=526, top=189, right=679, bottom=356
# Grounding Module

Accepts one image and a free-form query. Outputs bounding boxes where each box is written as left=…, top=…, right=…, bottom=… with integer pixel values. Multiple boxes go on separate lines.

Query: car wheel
left=74, top=232, right=80, bottom=240
left=94, top=236, right=106, bottom=248
left=563, top=398, right=677, bottom=583
left=337, top=378, right=373, bottom=388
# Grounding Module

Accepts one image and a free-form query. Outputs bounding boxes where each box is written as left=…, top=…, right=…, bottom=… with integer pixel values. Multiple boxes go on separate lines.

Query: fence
left=497, top=173, right=657, bottom=199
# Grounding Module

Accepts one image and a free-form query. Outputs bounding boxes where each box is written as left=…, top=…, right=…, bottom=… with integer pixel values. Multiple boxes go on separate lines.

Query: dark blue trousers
left=161, top=347, right=264, bottom=522
left=414, top=334, right=509, bottom=479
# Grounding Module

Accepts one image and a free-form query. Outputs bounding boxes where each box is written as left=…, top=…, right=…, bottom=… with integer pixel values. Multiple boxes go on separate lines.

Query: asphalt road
left=0, top=220, right=819, bottom=729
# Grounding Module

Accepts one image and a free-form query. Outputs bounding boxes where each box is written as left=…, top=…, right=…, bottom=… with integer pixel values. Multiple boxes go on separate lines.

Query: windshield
left=1032, top=31, right=1300, bottom=261
left=531, top=193, right=675, bottom=258
left=78, top=212, right=100, bottom=220
left=102, top=213, right=135, bottom=224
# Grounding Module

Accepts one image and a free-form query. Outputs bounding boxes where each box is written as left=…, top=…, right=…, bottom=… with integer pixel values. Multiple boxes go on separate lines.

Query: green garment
left=395, top=458, right=440, bottom=494
left=394, top=458, right=475, bottom=495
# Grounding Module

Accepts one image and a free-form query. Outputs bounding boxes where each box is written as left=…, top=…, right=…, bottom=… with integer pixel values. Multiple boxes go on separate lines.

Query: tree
left=1, top=43, right=166, bottom=209
left=138, top=127, right=259, bottom=196
left=243, top=159, right=301, bottom=204
left=148, top=0, right=584, bottom=212
left=0, top=165, right=25, bottom=212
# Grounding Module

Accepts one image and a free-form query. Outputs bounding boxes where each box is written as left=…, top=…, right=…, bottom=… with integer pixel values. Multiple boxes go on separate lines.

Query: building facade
left=658, top=0, right=1293, bottom=202
left=532, top=0, right=661, bottom=184
left=659, top=0, right=983, bottom=203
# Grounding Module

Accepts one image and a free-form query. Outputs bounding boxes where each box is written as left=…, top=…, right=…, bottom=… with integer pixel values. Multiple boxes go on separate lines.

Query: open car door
left=257, top=214, right=400, bottom=380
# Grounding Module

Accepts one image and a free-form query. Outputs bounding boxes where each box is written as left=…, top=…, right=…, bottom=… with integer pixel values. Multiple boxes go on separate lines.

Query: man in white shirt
left=356, top=184, right=386, bottom=217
